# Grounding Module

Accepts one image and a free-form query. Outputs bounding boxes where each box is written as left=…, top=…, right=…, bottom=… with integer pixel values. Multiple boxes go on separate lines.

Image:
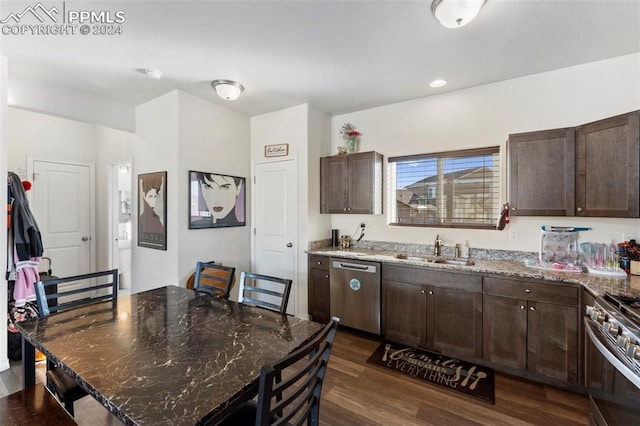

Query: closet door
left=30, top=160, right=94, bottom=294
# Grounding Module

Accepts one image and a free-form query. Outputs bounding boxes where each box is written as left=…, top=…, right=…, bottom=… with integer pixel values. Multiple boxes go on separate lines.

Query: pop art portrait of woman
left=189, top=171, right=245, bottom=229
left=138, top=171, right=167, bottom=250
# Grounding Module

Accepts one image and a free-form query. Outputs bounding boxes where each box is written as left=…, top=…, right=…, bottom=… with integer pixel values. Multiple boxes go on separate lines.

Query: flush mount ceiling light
left=211, top=80, right=245, bottom=101
left=430, top=79, right=447, bottom=88
left=431, top=0, right=485, bottom=29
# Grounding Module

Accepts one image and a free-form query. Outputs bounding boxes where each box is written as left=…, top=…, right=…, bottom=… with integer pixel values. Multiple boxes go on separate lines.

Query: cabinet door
left=426, top=286, right=483, bottom=360
left=527, top=301, right=578, bottom=384
left=483, top=295, right=527, bottom=370
left=508, top=128, right=575, bottom=216
left=383, top=280, right=427, bottom=347
left=348, top=152, right=379, bottom=214
left=308, top=268, right=331, bottom=323
left=576, top=111, right=640, bottom=217
left=320, top=156, right=348, bottom=213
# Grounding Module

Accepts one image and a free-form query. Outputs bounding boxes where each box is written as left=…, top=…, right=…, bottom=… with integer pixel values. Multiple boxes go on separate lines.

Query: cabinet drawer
left=484, top=277, right=578, bottom=306
left=309, top=255, right=330, bottom=271
left=382, top=264, right=482, bottom=292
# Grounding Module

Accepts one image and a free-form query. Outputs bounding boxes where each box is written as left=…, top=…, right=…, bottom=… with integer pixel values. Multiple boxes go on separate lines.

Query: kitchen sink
left=394, top=253, right=474, bottom=266
left=431, top=258, right=475, bottom=266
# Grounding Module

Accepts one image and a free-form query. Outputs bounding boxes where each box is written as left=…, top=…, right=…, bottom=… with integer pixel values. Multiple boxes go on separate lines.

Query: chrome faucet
left=434, top=234, right=444, bottom=257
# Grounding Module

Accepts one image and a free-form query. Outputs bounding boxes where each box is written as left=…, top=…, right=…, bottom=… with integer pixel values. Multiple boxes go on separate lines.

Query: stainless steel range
left=585, top=292, right=640, bottom=425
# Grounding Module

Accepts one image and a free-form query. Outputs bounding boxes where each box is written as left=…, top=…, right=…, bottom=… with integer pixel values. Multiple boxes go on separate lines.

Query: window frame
left=388, top=146, right=500, bottom=230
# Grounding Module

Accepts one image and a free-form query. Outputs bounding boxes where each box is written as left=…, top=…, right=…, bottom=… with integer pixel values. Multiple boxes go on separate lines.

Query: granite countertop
left=308, top=247, right=640, bottom=298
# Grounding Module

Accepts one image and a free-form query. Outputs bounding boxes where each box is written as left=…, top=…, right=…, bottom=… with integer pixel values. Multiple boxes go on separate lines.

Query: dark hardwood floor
left=0, top=329, right=589, bottom=425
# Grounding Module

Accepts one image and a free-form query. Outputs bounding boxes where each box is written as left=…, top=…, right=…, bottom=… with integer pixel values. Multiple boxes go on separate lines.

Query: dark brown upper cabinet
left=508, top=110, right=640, bottom=218
left=508, top=128, right=575, bottom=216
left=320, top=151, right=383, bottom=214
left=576, top=111, right=640, bottom=217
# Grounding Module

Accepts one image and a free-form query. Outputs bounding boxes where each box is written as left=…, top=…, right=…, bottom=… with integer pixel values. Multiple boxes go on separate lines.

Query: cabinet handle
left=511, top=207, right=517, bottom=212
left=421, top=290, right=425, bottom=294
left=317, top=261, right=321, bottom=265
left=525, top=289, right=531, bottom=293
left=529, top=306, right=535, bottom=311
left=577, top=207, right=583, bottom=212
left=520, top=305, right=525, bottom=310
left=428, top=290, right=433, bottom=295
left=325, top=274, right=329, bottom=279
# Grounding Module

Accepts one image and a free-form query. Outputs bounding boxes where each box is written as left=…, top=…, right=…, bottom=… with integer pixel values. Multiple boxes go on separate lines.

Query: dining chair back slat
left=238, top=272, right=292, bottom=314
left=218, top=317, right=339, bottom=426
left=35, top=269, right=118, bottom=317
left=193, top=261, right=235, bottom=299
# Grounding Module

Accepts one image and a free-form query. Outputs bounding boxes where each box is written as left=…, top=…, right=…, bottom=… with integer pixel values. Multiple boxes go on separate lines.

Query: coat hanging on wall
left=7, top=171, right=43, bottom=306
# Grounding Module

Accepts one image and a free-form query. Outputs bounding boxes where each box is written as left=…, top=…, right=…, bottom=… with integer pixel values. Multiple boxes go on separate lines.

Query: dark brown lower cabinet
left=382, top=265, right=482, bottom=360
left=427, top=286, right=483, bottom=360
left=483, top=294, right=579, bottom=385
left=308, top=255, right=330, bottom=323
left=383, top=279, right=427, bottom=347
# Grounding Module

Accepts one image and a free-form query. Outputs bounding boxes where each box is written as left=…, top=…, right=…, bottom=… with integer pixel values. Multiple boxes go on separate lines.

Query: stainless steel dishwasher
left=330, top=258, right=381, bottom=334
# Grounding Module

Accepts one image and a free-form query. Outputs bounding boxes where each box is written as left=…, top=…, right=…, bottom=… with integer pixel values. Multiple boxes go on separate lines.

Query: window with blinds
left=388, top=147, right=500, bottom=228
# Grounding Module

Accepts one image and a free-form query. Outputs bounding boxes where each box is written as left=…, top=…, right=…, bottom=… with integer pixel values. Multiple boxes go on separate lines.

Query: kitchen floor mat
left=367, top=341, right=495, bottom=404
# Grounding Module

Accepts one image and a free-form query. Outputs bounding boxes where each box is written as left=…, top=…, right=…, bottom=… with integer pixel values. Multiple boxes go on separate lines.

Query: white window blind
left=388, top=147, right=500, bottom=228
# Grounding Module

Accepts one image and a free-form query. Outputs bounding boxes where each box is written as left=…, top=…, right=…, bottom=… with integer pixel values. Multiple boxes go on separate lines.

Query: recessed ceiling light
left=430, top=79, right=447, bottom=88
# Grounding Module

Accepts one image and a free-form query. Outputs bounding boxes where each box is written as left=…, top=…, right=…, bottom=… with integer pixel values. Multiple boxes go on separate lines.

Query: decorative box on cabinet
left=320, top=151, right=383, bottom=214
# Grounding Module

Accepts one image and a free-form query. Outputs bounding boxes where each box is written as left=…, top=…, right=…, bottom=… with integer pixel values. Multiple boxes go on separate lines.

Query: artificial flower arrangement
left=338, top=123, right=362, bottom=154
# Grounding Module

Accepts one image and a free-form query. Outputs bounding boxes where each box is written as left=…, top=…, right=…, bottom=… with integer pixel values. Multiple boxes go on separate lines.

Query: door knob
left=82, top=236, right=90, bottom=241
left=286, top=242, right=293, bottom=248
left=577, top=207, right=583, bottom=212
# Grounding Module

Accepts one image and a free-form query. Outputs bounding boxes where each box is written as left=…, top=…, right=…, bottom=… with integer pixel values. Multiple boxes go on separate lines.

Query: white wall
left=250, top=103, right=331, bottom=316
left=176, top=91, right=251, bottom=300
left=132, top=91, right=180, bottom=293
left=330, top=53, right=640, bottom=253
left=1, top=56, right=10, bottom=371
left=9, top=74, right=135, bottom=132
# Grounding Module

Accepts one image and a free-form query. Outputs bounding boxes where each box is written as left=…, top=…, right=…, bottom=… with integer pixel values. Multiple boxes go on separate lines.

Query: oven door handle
left=585, top=318, right=640, bottom=390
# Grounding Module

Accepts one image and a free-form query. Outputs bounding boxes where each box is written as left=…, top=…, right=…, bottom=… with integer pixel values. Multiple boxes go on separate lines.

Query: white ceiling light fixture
left=431, top=0, right=486, bottom=29
left=430, top=79, right=447, bottom=88
left=211, top=80, right=245, bottom=101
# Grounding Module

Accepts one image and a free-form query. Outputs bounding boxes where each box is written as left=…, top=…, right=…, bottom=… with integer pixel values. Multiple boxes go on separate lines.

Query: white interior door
left=29, top=159, right=94, bottom=298
left=253, top=159, right=298, bottom=315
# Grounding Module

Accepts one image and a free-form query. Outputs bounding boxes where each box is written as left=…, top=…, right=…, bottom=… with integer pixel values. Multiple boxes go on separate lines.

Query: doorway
left=252, top=158, right=298, bottom=315
left=28, top=159, right=95, bottom=279
left=110, top=162, right=132, bottom=292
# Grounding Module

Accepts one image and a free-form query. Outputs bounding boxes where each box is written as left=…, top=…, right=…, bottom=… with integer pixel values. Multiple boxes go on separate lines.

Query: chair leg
left=63, top=399, right=74, bottom=417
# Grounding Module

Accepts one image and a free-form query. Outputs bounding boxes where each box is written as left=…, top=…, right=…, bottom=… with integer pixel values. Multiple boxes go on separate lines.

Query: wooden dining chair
left=193, top=261, right=236, bottom=299
left=34, top=269, right=118, bottom=417
left=238, top=272, right=293, bottom=314
left=217, top=317, right=339, bottom=426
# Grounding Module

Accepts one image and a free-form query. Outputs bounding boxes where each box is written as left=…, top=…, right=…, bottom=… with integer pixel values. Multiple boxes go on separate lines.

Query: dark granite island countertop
left=308, top=247, right=640, bottom=298
left=17, top=285, right=323, bottom=425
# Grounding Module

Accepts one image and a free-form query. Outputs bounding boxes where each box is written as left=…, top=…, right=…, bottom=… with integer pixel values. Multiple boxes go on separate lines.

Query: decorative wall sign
left=189, top=170, right=246, bottom=229
left=264, top=143, right=289, bottom=157
left=138, top=171, right=167, bottom=250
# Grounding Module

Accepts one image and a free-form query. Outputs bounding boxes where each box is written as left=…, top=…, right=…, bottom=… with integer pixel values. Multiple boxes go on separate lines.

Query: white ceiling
left=2, top=0, right=639, bottom=117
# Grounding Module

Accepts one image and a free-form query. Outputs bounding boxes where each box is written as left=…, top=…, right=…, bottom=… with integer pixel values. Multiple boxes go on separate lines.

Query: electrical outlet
left=509, top=229, right=519, bottom=241
left=360, top=222, right=366, bottom=229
